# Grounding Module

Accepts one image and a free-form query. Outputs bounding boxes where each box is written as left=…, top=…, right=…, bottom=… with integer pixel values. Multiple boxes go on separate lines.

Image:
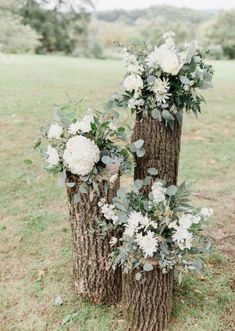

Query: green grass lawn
left=0, top=55, right=235, bottom=331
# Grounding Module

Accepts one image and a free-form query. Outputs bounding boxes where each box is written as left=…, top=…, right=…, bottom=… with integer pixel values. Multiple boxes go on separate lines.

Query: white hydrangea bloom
left=48, top=123, right=63, bottom=139
left=123, top=74, right=143, bottom=92
left=68, top=113, right=94, bottom=135
left=200, top=208, right=213, bottom=219
left=100, top=202, right=118, bottom=224
left=135, top=231, right=158, bottom=257
left=124, top=211, right=154, bottom=237
left=63, top=136, right=100, bottom=176
left=151, top=181, right=166, bottom=204
left=46, top=145, right=59, bottom=166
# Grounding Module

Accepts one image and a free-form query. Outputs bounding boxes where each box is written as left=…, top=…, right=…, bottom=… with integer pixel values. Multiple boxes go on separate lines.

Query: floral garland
left=34, top=101, right=133, bottom=194
left=98, top=174, right=213, bottom=282
left=110, top=32, right=214, bottom=129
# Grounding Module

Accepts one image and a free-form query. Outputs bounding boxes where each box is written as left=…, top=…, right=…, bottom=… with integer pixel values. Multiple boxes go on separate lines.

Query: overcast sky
left=95, top=0, right=235, bottom=11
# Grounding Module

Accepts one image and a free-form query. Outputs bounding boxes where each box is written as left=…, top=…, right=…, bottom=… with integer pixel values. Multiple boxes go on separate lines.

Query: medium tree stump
left=123, top=112, right=182, bottom=330
left=123, top=267, right=174, bottom=331
left=66, top=173, right=122, bottom=305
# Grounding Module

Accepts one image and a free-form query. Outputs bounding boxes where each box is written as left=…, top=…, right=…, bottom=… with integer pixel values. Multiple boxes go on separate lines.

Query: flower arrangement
left=34, top=101, right=132, bottom=193
left=111, top=32, right=214, bottom=129
left=98, top=173, right=213, bottom=281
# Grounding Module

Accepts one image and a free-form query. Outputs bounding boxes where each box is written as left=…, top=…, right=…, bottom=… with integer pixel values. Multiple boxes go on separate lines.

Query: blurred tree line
left=0, top=1, right=234, bottom=59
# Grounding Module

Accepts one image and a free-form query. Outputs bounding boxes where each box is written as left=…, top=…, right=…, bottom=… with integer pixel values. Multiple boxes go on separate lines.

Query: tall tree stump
left=123, top=112, right=182, bottom=331
left=66, top=173, right=122, bottom=305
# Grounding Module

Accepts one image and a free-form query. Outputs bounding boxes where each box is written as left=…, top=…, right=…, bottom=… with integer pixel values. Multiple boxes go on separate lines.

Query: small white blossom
left=135, top=231, right=158, bottom=257
left=110, top=174, right=118, bottom=184
left=127, top=97, right=144, bottom=109
left=100, top=203, right=118, bottom=224
left=109, top=237, right=118, bottom=246
left=123, top=74, right=143, bottom=92
left=151, top=181, right=166, bottom=204
left=46, top=145, right=59, bottom=166
left=151, top=77, right=171, bottom=105
left=63, top=136, right=100, bottom=176
left=48, top=123, right=63, bottom=139
left=68, top=113, right=94, bottom=135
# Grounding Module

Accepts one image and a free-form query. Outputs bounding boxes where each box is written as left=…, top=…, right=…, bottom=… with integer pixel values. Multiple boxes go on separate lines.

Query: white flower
left=151, top=181, right=166, bottom=204
left=172, top=226, right=193, bottom=250
left=63, top=136, right=100, bottom=176
left=100, top=203, right=118, bottom=224
left=124, top=211, right=144, bottom=237
left=110, top=174, right=118, bottom=184
left=108, top=121, right=117, bottom=131
left=200, top=208, right=213, bottom=219
left=127, top=98, right=144, bottom=109
left=135, top=231, right=158, bottom=257
left=121, top=48, right=138, bottom=66
left=48, top=123, right=63, bottom=139
left=46, top=145, right=59, bottom=166
left=127, top=64, right=143, bottom=74
left=123, top=74, right=143, bottom=92
left=151, top=77, right=171, bottom=105
left=68, top=113, right=94, bottom=135
left=109, top=237, right=118, bottom=246
left=146, top=45, right=182, bottom=75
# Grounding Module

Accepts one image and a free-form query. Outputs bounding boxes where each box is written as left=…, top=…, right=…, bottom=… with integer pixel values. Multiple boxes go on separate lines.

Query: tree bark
left=123, top=267, right=174, bottom=331
left=132, top=112, right=182, bottom=189
left=66, top=173, right=122, bottom=305
left=123, top=112, right=182, bottom=331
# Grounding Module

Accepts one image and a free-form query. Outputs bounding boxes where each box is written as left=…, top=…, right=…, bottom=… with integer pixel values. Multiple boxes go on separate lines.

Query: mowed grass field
left=0, top=55, right=235, bottom=331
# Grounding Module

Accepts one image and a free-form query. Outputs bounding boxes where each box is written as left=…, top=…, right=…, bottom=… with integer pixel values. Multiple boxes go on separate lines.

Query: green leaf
left=101, top=156, right=113, bottom=164
left=176, top=111, right=183, bottom=125
left=136, top=147, right=145, bottom=158
left=134, top=179, right=143, bottom=190
left=118, top=127, right=125, bottom=132
left=147, top=168, right=158, bottom=176
left=66, top=182, right=75, bottom=188
left=152, top=109, right=162, bottom=121
left=134, top=139, right=144, bottom=149
left=166, top=185, right=177, bottom=196
left=143, top=263, right=153, bottom=272
left=162, top=109, right=174, bottom=121
left=24, top=159, right=32, bottom=165
left=73, top=193, right=81, bottom=204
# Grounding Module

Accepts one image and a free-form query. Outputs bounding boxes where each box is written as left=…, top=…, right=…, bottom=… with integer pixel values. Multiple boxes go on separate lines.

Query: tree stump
left=123, top=112, right=182, bottom=331
left=123, top=267, right=174, bottom=331
left=66, top=173, right=122, bottom=305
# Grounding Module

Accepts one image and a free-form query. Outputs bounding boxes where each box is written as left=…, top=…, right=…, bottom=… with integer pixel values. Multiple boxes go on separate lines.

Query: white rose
left=48, top=123, right=63, bottom=139
left=157, top=46, right=182, bottom=75
left=46, top=145, right=59, bottom=166
left=63, top=136, right=100, bottom=176
left=123, top=74, right=143, bottom=92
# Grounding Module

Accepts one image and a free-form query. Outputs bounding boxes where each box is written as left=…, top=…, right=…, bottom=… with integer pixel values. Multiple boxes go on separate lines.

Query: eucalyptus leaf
left=162, top=109, right=174, bottom=121
left=134, top=139, right=144, bottom=149
left=151, top=108, right=162, bottom=121
left=180, top=76, right=191, bottom=85
left=134, top=179, right=143, bottom=190
left=143, top=263, right=153, bottom=272
left=147, top=168, right=158, bottom=176
left=166, top=185, right=177, bottom=196
left=73, top=193, right=80, bottom=204
left=66, top=182, right=75, bottom=188
left=101, top=155, right=113, bottom=164
left=136, top=147, right=145, bottom=158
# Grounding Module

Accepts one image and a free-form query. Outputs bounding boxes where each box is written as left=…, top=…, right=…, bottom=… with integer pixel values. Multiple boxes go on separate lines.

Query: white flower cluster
left=68, top=112, right=94, bottom=135
left=150, top=77, right=170, bottom=105
left=151, top=181, right=166, bottom=204
left=48, top=123, right=63, bottom=139
left=63, top=136, right=100, bottom=176
left=46, top=145, right=59, bottom=166
left=98, top=199, right=118, bottom=224
left=124, top=211, right=158, bottom=257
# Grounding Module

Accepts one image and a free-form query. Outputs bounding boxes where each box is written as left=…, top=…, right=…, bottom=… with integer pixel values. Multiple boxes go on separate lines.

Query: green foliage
left=207, top=10, right=235, bottom=59
left=0, top=9, right=41, bottom=53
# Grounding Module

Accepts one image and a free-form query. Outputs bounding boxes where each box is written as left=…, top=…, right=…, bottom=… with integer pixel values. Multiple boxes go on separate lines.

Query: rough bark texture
left=132, top=113, right=182, bottom=189
left=123, top=267, right=174, bottom=331
left=123, top=112, right=182, bottom=331
left=66, top=173, right=122, bottom=305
